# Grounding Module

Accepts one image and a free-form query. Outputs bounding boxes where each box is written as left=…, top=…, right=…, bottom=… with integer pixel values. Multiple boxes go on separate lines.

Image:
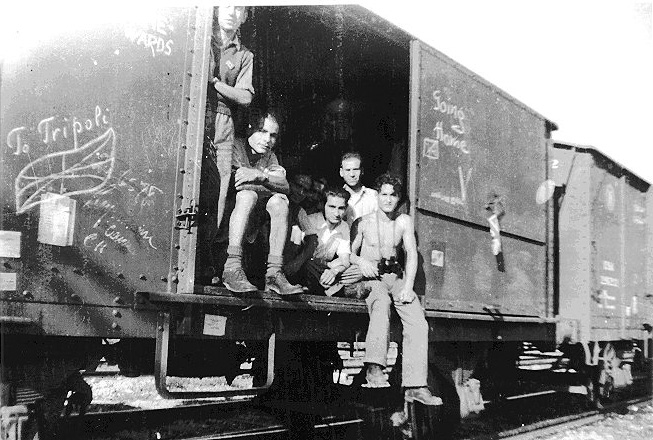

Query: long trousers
left=363, top=273, right=429, bottom=387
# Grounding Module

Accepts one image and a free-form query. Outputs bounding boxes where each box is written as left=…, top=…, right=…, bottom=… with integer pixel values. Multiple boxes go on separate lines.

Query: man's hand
left=357, top=259, right=379, bottom=279
left=235, top=167, right=263, bottom=189
left=395, top=286, right=416, bottom=304
left=320, top=268, right=337, bottom=287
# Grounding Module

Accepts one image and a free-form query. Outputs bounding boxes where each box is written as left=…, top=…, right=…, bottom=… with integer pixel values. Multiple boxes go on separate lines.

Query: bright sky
left=2, top=1, right=652, bottom=183
left=365, top=0, right=653, bottom=184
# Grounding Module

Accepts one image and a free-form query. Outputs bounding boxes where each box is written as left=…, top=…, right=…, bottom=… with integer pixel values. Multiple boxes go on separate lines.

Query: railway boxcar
left=552, top=142, right=652, bottom=404
left=2, top=5, right=648, bottom=439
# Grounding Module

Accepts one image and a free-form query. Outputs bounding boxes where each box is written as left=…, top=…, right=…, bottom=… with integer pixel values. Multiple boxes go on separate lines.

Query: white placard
left=0, top=231, right=21, bottom=258
left=0, top=273, right=17, bottom=291
left=203, top=314, right=227, bottom=336
left=38, top=193, right=77, bottom=246
left=431, top=249, right=444, bottom=267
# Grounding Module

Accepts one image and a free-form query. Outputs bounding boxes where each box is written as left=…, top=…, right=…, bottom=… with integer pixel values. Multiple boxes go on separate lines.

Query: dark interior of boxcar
left=240, top=5, right=410, bottom=187
left=197, top=6, right=410, bottom=284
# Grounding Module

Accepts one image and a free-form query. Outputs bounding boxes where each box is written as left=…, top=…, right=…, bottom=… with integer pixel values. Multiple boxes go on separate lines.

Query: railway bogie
left=1, top=5, right=651, bottom=439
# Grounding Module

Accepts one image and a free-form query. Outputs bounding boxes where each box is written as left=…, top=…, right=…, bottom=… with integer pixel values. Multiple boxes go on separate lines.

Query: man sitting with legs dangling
left=349, top=173, right=441, bottom=405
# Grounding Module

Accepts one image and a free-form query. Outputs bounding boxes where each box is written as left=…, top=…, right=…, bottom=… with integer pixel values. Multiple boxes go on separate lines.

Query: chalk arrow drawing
left=15, top=128, right=116, bottom=213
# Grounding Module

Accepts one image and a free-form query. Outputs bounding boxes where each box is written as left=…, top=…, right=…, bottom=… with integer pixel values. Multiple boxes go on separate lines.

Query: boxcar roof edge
left=345, top=4, right=559, bottom=132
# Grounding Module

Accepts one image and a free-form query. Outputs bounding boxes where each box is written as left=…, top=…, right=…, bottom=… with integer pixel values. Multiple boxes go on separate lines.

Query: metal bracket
left=175, top=200, right=198, bottom=232
left=154, top=310, right=275, bottom=399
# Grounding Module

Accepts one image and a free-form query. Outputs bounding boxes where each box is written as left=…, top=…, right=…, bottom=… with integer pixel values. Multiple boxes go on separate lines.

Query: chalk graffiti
left=422, top=138, right=439, bottom=160
left=84, top=209, right=158, bottom=255
left=432, top=89, right=467, bottom=135
left=124, top=17, right=175, bottom=58
left=429, top=165, right=473, bottom=209
left=432, top=121, right=469, bottom=155
left=14, top=128, right=116, bottom=214
left=6, top=106, right=111, bottom=156
left=90, top=169, right=163, bottom=216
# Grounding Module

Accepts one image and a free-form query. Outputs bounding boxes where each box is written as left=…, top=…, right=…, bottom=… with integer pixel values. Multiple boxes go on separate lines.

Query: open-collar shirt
left=344, top=185, right=378, bottom=225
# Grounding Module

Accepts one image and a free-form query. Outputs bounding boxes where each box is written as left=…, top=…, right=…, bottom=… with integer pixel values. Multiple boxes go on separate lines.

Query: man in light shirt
left=284, top=187, right=351, bottom=296
left=340, top=152, right=377, bottom=225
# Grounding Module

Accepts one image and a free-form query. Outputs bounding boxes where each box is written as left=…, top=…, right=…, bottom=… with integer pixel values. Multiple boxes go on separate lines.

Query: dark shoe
left=404, top=387, right=443, bottom=406
left=265, top=271, right=303, bottom=295
left=222, top=268, right=257, bottom=293
left=361, top=364, right=390, bottom=388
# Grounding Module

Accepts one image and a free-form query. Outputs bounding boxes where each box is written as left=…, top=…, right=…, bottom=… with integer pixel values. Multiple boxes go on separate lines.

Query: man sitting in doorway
left=349, top=173, right=441, bottom=406
left=285, top=187, right=351, bottom=296
left=221, top=111, right=303, bottom=296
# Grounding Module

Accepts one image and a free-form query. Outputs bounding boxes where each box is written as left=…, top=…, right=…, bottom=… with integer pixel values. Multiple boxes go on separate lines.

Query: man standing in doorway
left=210, top=6, right=254, bottom=236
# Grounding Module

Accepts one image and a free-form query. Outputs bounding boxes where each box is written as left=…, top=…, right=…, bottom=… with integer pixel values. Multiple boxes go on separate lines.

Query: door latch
left=175, top=201, right=198, bottom=232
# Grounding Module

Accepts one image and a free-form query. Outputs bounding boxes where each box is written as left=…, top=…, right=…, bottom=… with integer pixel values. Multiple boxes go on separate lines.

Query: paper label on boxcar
left=0, top=231, right=21, bottom=258
left=0, top=273, right=17, bottom=291
left=203, top=314, right=227, bottom=336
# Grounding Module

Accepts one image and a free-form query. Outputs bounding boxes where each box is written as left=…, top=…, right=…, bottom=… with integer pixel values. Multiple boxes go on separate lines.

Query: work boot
left=222, top=267, right=257, bottom=293
left=361, top=363, right=390, bottom=388
left=265, top=271, right=303, bottom=295
left=404, top=387, right=443, bottom=406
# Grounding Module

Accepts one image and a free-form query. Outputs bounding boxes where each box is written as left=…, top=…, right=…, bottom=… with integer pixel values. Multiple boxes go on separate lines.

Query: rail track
left=472, top=395, right=653, bottom=440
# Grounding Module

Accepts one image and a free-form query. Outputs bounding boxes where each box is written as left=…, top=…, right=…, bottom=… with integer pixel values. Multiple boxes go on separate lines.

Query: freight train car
left=1, top=5, right=650, bottom=439
left=552, top=142, right=652, bottom=406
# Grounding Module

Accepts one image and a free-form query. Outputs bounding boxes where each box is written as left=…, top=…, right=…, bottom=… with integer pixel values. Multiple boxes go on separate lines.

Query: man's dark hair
left=323, top=186, right=350, bottom=204
left=247, top=110, right=280, bottom=137
left=374, top=173, right=403, bottom=197
left=340, top=151, right=362, bottom=167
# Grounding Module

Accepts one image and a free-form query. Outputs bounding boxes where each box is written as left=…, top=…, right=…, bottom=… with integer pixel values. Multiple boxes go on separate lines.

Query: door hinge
left=175, top=200, right=198, bottom=232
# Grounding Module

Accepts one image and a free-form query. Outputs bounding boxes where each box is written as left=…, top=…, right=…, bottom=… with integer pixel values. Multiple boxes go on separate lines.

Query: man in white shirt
left=340, top=152, right=377, bottom=225
left=284, top=188, right=351, bottom=295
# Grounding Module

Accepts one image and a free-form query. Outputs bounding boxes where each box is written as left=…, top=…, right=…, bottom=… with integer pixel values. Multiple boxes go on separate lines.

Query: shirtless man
left=350, top=173, right=441, bottom=405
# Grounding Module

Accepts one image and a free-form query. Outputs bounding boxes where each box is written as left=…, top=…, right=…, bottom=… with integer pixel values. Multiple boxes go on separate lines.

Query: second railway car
left=1, top=5, right=651, bottom=439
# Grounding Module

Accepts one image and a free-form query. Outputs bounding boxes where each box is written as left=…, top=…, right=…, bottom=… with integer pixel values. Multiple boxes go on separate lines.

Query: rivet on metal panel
left=70, top=294, right=81, bottom=302
left=183, top=120, right=189, bottom=126
left=161, top=276, right=168, bottom=282
left=178, top=194, right=184, bottom=199
left=72, top=268, right=83, bottom=275
left=117, top=273, right=125, bottom=279
left=51, top=266, right=60, bottom=273
left=139, top=274, right=147, bottom=281
left=22, top=290, right=33, bottom=300
left=496, top=335, right=503, bottom=340
left=113, top=296, right=123, bottom=304
left=174, top=244, right=180, bottom=250
left=179, top=168, right=186, bottom=174
left=187, top=71, right=192, bottom=77
left=112, top=310, right=121, bottom=318
left=185, top=96, right=191, bottom=102
left=158, top=325, right=164, bottom=332
left=171, top=275, right=179, bottom=284
left=173, top=266, right=179, bottom=271
left=181, top=144, right=187, bottom=149
left=111, top=323, right=120, bottom=330
left=3, top=262, right=11, bottom=269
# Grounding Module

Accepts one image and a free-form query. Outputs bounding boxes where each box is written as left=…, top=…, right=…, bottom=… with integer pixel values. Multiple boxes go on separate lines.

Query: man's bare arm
left=399, top=214, right=418, bottom=291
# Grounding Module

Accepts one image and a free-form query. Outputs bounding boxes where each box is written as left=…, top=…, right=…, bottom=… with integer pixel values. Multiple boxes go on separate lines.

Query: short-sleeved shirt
left=209, top=34, right=255, bottom=148
left=300, top=213, right=351, bottom=262
left=344, top=185, right=378, bottom=225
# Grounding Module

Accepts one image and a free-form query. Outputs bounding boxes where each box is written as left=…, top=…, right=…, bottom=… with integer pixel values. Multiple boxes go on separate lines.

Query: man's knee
left=266, top=194, right=289, bottom=216
left=235, top=189, right=258, bottom=209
